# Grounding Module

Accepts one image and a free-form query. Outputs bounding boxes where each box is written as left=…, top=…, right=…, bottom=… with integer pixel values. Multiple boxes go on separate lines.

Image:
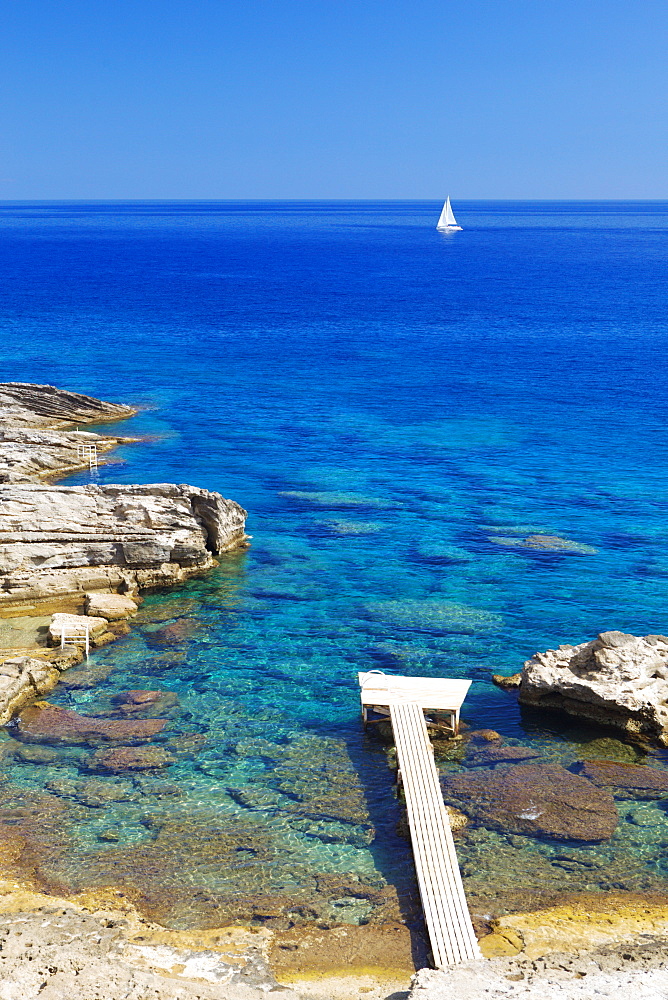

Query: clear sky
left=1, top=0, right=667, bottom=199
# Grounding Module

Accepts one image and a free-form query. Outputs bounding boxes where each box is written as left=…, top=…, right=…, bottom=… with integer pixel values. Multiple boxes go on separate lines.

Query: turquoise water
left=2, top=200, right=668, bottom=927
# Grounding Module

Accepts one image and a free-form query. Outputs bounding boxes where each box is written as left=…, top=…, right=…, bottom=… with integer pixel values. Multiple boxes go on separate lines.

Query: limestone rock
left=0, top=482, right=248, bottom=611
left=16, top=704, right=166, bottom=744
left=492, top=672, right=522, bottom=690
left=0, top=381, right=135, bottom=483
left=440, top=762, right=618, bottom=842
left=0, top=382, right=249, bottom=728
left=0, top=656, right=61, bottom=724
left=85, top=592, right=138, bottom=619
left=519, top=632, right=668, bottom=745
left=0, top=382, right=249, bottom=614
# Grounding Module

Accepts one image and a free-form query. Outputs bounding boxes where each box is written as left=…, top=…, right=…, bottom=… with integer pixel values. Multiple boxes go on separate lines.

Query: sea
left=1, top=200, right=668, bottom=930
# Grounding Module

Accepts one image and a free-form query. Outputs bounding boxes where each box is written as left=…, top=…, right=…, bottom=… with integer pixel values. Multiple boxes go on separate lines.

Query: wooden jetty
left=359, top=671, right=481, bottom=967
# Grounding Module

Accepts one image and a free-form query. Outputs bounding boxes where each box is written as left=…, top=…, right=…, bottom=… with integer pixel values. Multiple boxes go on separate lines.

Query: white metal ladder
left=60, top=623, right=91, bottom=657
left=76, top=442, right=98, bottom=472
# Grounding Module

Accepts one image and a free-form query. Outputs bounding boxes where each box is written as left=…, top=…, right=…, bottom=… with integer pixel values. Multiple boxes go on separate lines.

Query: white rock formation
left=0, top=656, right=61, bottom=724
left=85, top=593, right=138, bottom=619
left=0, top=383, right=249, bottom=612
left=0, top=381, right=136, bottom=482
left=48, top=612, right=110, bottom=647
left=519, top=631, right=668, bottom=744
left=0, top=482, right=248, bottom=610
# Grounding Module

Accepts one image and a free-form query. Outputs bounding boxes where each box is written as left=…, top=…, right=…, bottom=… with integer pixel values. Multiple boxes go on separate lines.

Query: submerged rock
left=440, top=762, right=618, bottom=842
left=488, top=533, right=597, bottom=554
left=59, top=661, right=114, bottom=689
left=86, top=746, right=176, bottom=773
left=318, top=518, right=383, bottom=535
left=16, top=704, right=166, bottom=744
left=492, top=672, right=522, bottom=690
left=365, top=599, right=503, bottom=633
left=519, top=632, right=668, bottom=745
left=465, top=745, right=543, bottom=767
left=114, top=690, right=179, bottom=716
left=578, top=759, right=668, bottom=797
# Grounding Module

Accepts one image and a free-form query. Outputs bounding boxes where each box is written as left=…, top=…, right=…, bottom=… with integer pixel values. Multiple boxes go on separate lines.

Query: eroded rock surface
left=0, top=482, right=248, bottom=610
left=520, top=632, right=668, bottom=744
left=85, top=592, right=138, bottom=619
left=440, top=763, right=618, bottom=842
left=16, top=704, right=166, bottom=744
left=0, top=381, right=137, bottom=484
left=0, top=657, right=60, bottom=724
left=578, top=759, right=668, bottom=797
left=0, top=383, right=248, bottom=724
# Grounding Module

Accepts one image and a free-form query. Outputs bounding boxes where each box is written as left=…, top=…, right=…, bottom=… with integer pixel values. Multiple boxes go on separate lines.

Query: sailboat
left=436, top=196, right=462, bottom=232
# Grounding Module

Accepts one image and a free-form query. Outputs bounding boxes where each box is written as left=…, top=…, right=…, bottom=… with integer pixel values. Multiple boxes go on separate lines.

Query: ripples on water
left=1, top=200, right=668, bottom=926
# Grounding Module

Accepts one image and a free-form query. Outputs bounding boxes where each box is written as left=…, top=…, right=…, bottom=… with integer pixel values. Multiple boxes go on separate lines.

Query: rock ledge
left=519, top=631, right=668, bottom=745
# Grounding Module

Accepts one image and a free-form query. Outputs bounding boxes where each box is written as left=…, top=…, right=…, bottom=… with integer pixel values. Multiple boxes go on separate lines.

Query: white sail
left=436, top=196, right=462, bottom=231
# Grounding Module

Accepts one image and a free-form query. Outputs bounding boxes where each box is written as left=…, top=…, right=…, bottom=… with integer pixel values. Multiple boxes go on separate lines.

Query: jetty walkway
left=359, top=671, right=481, bottom=968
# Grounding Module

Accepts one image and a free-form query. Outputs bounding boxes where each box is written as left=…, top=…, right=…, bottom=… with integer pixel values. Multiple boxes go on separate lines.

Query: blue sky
left=1, top=0, right=666, bottom=199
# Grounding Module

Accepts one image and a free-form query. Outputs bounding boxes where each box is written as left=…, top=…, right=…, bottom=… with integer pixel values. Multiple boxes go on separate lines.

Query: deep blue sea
left=2, top=200, right=668, bottom=928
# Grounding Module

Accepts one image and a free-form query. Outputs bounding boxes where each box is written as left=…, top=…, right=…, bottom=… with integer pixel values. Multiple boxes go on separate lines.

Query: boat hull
left=436, top=225, right=463, bottom=232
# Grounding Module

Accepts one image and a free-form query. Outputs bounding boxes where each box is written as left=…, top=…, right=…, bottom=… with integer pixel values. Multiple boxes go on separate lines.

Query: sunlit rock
left=520, top=632, right=668, bottom=745
left=440, top=762, right=618, bottom=842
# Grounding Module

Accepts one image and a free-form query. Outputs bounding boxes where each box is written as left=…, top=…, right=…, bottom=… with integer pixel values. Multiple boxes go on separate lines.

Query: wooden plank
left=389, top=701, right=481, bottom=967
left=358, top=672, right=471, bottom=710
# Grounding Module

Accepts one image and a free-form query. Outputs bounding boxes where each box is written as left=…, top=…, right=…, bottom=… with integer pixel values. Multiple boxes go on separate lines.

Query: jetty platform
left=359, top=671, right=481, bottom=968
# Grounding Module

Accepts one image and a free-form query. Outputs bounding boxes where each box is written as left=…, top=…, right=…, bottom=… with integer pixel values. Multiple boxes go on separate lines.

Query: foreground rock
left=520, top=631, right=668, bottom=745
left=440, top=762, right=618, bottom=841
left=0, top=657, right=60, bottom=724
left=16, top=704, right=166, bottom=744
left=409, top=942, right=668, bottom=1000
left=0, top=902, right=302, bottom=1000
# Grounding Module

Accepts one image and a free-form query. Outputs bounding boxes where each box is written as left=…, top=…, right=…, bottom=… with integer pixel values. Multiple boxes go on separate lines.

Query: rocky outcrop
left=0, top=482, right=248, bottom=610
left=440, top=762, right=618, bottom=842
left=519, top=632, right=668, bottom=745
left=0, top=381, right=136, bottom=483
left=0, top=657, right=61, bottom=724
left=0, top=382, right=249, bottom=726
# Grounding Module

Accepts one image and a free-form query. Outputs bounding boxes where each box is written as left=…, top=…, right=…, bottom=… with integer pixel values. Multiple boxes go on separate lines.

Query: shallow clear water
left=2, top=200, right=668, bottom=926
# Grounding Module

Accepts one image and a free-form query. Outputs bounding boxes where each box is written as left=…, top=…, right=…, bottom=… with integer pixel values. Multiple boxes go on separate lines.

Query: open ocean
left=2, top=200, right=668, bottom=928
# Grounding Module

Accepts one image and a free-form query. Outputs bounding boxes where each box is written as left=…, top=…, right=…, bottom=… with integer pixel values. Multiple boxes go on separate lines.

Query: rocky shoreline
left=0, top=382, right=248, bottom=722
